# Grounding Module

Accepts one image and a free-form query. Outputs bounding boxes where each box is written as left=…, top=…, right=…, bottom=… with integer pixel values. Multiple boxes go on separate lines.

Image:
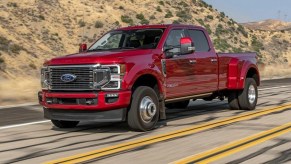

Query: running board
left=165, top=92, right=213, bottom=103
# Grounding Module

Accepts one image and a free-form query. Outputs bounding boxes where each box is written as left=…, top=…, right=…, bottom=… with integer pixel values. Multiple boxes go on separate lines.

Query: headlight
left=41, top=67, right=49, bottom=89
left=101, top=64, right=125, bottom=90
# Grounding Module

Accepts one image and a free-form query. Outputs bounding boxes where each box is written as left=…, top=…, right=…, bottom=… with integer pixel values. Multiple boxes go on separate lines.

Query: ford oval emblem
left=60, top=74, right=77, bottom=83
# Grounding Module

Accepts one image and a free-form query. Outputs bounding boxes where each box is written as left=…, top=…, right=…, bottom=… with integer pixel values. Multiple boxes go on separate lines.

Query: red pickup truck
left=39, top=24, right=260, bottom=131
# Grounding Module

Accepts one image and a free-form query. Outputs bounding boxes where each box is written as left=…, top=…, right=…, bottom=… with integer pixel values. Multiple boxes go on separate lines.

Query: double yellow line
left=174, top=122, right=291, bottom=164
left=46, top=104, right=291, bottom=164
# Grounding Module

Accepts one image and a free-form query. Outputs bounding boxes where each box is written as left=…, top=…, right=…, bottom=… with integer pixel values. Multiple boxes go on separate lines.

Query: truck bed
left=217, top=52, right=258, bottom=90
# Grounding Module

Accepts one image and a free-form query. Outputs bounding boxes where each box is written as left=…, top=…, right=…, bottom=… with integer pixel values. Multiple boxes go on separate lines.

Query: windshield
left=88, top=29, right=164, bottom=51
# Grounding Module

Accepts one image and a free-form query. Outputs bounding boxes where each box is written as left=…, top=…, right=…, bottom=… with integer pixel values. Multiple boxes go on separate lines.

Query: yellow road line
left=174, top=122, right=291, bottom=164
left=45, top=104, right=291, bottom=164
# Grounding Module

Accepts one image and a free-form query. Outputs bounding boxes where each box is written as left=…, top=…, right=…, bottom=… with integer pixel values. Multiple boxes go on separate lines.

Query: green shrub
left=149, top=15, right=156, bottom=20
left=140, top=19, right=149, bottom=25
left=220, top=12, right=225, bottom=18
left=0, top=57, right=5, bottom=70
left=199, top=0, right=208, bottom=7
left=159, top=1, right=164, bottom=6
left=39, top=15, right=45, bottom=20
left=156, top=6, right=162, bottom=12
left=178, top=1, right=188, bottom=7
left=136, top=13, right=145, bottom=20
left=7, top=2, right=17, bottom=7
left=119, top=6, right=124, bottom=10
left=114, top=21, right=120, bottom=26
left=165, top=10, right=173, bottom=18
left=237, top=25, right=248, bottom=38
left=205, top=24, right=212, bottom=35
left=94, top=20, right=103, bottom=28
left=121, top=15, right=133, bottom=25
left=232, top=47, right=243, bottom=53
left=0, top=57, right=4, bottom=63
left=173, top=20, right=180, bottom=24
left=29, top=63, right=37, bottom=69
left=78, top=20, right=86, bottom=27
left=215, top=24, right=225, bottom=36
left=10, top=44, right=24, bottom=54
left=0, top=36, right=10, bottom=51
left=176, top=10, right=192, bottom=21
left=251, top=36, right=264, bottom=52
left=214, top=38, right=231, bottom=52
left=206, top=15, right=213, bottom=20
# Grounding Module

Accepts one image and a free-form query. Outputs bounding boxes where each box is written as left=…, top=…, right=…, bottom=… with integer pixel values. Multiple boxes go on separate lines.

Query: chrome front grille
left=49, top=66, right=94, bottom=90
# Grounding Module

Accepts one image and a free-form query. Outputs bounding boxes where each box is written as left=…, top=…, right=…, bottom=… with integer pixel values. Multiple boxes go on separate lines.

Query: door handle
left=189, top=59, right=197, bottom=64
left=210, top=58, right=218, bottom=63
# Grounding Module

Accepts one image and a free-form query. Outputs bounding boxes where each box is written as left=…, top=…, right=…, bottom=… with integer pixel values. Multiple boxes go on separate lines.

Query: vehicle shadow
left=52, top=100, right=233, bottom=134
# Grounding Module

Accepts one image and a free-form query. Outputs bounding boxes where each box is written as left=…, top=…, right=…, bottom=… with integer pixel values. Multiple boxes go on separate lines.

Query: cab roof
left=115, top=24, right=203, bottom=31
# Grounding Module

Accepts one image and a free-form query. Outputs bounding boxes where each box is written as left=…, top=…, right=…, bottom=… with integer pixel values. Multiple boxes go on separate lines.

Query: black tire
left=166, top=100, right=190, bottom=109
left=238, top=78, right=258, bottom=110
left=228, top=91, right=240, bottom=110
left=51, top=120, right=79, bottom=128
left=127, top=86, right=159, bottom=131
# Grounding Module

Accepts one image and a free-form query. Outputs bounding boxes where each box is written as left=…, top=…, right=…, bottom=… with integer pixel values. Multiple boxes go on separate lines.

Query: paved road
left=0, top=78, right=290, bottom=164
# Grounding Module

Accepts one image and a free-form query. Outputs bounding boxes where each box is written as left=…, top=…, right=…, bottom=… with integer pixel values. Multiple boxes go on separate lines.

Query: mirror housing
left=79, top=43, right=87, bottom=53
left=180, top=37, right=195, bottom=55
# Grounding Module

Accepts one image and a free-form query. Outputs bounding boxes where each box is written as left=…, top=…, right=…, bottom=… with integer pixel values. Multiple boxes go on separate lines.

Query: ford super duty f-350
left=39, top=24, right=260, bottom=131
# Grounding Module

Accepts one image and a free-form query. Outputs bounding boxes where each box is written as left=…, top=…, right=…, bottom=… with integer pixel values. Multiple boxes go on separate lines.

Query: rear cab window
left=187, top=29, right=210, bottom=52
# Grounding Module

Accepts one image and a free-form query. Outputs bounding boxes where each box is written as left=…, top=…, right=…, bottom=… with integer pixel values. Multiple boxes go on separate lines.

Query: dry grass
left=0, top=78, right=40, bottom=105
left=259, top=64, right=291, bottom=79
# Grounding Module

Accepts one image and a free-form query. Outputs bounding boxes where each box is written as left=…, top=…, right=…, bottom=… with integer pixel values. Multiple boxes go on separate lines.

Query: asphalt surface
left=0, top=78, right=290, bottom=164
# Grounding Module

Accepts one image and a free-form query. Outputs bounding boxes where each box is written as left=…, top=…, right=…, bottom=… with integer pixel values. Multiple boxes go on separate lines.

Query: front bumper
left=39, top=90, right=131, bottom=111
left=44, top=108, right=127, bottom=122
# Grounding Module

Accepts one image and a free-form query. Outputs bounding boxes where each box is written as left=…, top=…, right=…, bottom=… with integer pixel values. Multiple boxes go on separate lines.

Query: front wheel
left=127, top=86, right=159, bottom=131
left=51, top=120, right=79, bottom=128
left=238, top=78, right=258, bottom=110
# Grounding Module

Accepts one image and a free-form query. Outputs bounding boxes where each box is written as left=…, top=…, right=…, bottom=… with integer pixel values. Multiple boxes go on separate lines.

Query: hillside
left=0, top=0, right=290, bottom=105
left=0, top=0, right=290, bottom=78
left=241, top=19, right=291, bottom=31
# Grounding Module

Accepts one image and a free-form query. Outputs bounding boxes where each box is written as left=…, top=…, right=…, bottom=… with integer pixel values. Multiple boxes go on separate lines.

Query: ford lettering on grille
left=60, top=74, right=77, bottom=83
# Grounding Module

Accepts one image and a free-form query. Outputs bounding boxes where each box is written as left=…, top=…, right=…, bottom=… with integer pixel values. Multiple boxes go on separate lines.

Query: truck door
left=163, top=29, right=197, bottom=99
left=187, top=29, right=218, bottom=93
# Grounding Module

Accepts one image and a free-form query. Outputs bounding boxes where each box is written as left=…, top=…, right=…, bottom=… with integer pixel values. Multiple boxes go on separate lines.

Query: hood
left=47, top=49, right=152, bottom=66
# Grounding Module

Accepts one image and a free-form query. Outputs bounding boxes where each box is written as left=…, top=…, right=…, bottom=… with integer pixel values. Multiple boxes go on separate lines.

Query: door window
left=164, top=29, right=185, bottom=56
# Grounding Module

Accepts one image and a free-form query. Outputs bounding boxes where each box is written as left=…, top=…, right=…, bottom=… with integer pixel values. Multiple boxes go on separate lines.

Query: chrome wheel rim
left=248, top=84, right=256, bottom=104
left=139, top=96, right=157, bottom=123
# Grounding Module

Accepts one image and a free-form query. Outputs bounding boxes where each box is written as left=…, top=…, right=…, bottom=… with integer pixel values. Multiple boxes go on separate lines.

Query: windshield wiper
left=87, top=48, right=105, bottom=52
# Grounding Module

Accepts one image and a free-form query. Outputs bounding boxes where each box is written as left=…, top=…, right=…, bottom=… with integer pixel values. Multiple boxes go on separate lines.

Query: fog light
left=46, top=98, right=53, bottom=104
left=106, top=93, right=119, bottom=98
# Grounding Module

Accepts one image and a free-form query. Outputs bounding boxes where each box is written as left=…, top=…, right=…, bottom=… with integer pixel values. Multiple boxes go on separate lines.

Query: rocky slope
left=0, top=0, right=290, bottom=79
left=241, top=19, right=291, bottom=31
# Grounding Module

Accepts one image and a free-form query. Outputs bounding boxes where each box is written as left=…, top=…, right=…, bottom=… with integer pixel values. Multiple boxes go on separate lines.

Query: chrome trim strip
left=48, top=64, right=100, bottom=68
left=165, top=92, right=212, bottom=103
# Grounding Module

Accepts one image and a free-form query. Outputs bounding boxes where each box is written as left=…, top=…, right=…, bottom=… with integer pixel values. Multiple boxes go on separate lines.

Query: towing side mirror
left=180, top=37, right=195, bottom=55
left=79, top=43, right=87, bottom=53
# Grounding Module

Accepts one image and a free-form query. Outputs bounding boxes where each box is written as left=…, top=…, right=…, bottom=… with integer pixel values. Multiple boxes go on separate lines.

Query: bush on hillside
left=121, top=15, right=133, bottom=25
left=165, top=10, right=173, bottom=18
left=94, top=20, right=104, bottom=28
left=78, top=20, right=86, bottom=27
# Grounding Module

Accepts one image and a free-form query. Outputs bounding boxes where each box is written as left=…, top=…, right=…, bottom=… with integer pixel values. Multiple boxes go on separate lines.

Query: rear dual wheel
left=228, top=78, right=258, bottom=110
